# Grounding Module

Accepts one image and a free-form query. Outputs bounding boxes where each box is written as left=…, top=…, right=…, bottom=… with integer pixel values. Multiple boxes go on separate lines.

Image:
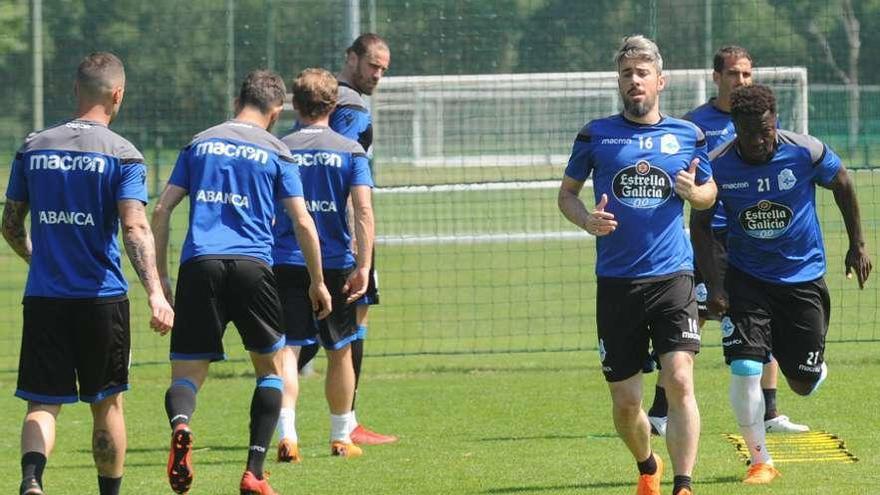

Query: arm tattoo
left=123, top=225, right=159, bottom=288
left=1, top=200, right=31, bottom=263
left=120, top=201, right=162, bottom=293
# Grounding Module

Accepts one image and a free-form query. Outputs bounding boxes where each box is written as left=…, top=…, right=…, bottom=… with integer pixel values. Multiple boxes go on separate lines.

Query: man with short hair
left=559, top=35, right=715, bottom=495
left=152, top=69, right=331, bottom=495
left=295, top=32, right=396, bottom=446
left=3, top=51, right=174, bottom=495
left=647, top=45, right=810, bottom=437
left=273, top=68, right=375, bottom=462
left=692, top=83, right=871, bottom=485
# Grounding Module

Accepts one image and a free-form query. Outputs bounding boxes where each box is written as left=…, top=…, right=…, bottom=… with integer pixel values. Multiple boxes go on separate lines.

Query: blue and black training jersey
left=565, top=114, right=712, bottom=280
left=330, top=82, right=373, bottom=156
left=6, top=119, right=148, bottom=299
left=272, top=125, right=373, bottom=269
left=710, top=129, right=841, bottom=284
left=169, top=120, right=303, bottom=266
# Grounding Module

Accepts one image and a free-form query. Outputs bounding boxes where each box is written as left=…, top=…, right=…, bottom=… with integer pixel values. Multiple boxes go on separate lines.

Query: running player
left=273, top=68, right=375, bottom=462
left=692, top=83, right=871, bottom=484
left=3, top=52, right=174, bottom=495
left=647, top=45, right=809, bottom=436
left=152, top=70, right=331, bottom=495
left=558, top=35, right=715, bottom=495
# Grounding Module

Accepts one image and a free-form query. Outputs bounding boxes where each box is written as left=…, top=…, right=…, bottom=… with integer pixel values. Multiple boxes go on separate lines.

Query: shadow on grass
left=482, top=475, right=742, bottom=493
left=478, top=432, right=617, bottom=442
left=75, top=444, right=247, bottom=455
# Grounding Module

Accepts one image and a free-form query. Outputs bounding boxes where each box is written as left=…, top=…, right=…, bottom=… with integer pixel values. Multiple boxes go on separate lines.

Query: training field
left=0, top=344, right=877, bottom=494
left=0, top=167, right=877, bottom=494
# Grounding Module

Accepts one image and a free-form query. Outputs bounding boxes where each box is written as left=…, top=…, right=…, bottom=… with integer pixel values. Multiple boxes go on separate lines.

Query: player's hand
left=845, top=243, right=872, bottom=289
left=343, top=267, right=369, bottom=304
left=148, top=292, right=174, bottom=335
left=583, top=193, right=617, bottom=236
left=160, top=275, right=175, bottom=306
left=707, top=289, right=729, bottom=317
left=674, top=157, right=700, bottom=201
left=309, top=281, right=333, bottom=320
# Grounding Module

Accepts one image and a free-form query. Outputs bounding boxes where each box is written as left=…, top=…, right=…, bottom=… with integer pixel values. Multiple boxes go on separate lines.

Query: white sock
left=730, top=373, right=772, bottom=465
left=348, top=410, right=359, bottom=434
left=277, top=407, right=297, bottom=442
left=331, top=412, right=354, bottom=443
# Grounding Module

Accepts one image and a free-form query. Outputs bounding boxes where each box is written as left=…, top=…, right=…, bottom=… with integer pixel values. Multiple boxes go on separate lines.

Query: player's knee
left=788, top=362, right=827, bottom=396
left=730, top=359, right=763, bottom=376
left=661, top=368, right=694, bottom=400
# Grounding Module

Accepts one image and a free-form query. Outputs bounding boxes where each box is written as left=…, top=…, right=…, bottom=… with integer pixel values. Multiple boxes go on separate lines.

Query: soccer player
left=152, top=70, right=331, bottom=495
left=2, top=52, right=174, bottom=495
left=297, top=32, right=395, bottom=446
left=273, top=68, right=375, bottom=462
left=647, top=45, right=809, bottom=436
left=692, top=83, right=871, bottom=484
left=558, top=35, right=715, bottom=495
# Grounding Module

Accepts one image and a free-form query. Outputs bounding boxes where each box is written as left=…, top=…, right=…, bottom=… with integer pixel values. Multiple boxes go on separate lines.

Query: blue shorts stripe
left=80, top=384, right=130, bottom=403
left=325, top=332, right=359, bottom=350
left=286, top=337, right=318, bottom=347
left=250, top=335, right=286, bottom=355
left=354, top=324, right=368, bottom=341
left=170, top=352, right=227, bottom=362
left=15, top=389, right=79, bottom=405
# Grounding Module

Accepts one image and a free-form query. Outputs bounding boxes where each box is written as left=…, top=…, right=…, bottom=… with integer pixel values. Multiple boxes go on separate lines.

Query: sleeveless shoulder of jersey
left=336, top=83, right=368, bottom=112
left=708, top=138, right=736, bottom=161
left=189, top=120, right=292, bottom=160
left=776, top=129, right=826, bottom=165
left=20, top=119, right=144, bottom=162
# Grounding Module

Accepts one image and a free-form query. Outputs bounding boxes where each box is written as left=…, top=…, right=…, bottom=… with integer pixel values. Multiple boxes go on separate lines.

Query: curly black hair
left=730, top=84, right=776, bottom=119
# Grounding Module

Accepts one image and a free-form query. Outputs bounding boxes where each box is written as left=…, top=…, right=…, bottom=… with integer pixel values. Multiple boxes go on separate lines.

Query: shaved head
left=76, top=52, right=125, bottom=101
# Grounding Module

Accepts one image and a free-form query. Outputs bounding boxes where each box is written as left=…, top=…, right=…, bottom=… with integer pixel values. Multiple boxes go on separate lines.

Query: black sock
left=648, top=385, right=668, bottom=417
left=763, top=388, right=778, bottom=420
left=351, top=337, right=365, bottom=410
left=21, top=451, right=47, bottom=485
left=673, top=475, right=692, bottom=494
left=165, top=378, right=198, bottom=429
left=297, top=343, right=319, bottom=372
left=246, top=376, right=283, bottom=479
left=98, top=475, right=122, bottom=495
left=636, top=452, right=657, bottom=475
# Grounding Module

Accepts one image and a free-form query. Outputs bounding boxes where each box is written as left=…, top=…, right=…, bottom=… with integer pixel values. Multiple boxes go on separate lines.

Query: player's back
left=273, top=126, right=372, bottom=269
left=330, top=83, right=372, bottom=152
left=171, top=120, right=298, bottom=265
left=7, top=119, right=147, bottom=298
left=565, top=114, right=711, bottom=279
left=710, top=129, right=841, bottom=283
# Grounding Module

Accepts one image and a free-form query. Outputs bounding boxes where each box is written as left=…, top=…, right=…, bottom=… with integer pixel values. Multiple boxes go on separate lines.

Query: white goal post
left=370, top=68, right=808, bottom=167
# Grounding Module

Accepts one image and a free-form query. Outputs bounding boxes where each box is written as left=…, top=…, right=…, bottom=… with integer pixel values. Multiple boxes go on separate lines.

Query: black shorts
left=170, top=257, right=285, bottom=361
left=694, top=228, right=728, bottom=321
left=274, top=265, right=359, bottom=350
left=17, top=297, right=130, bottom=404
left=356, top=248, right=380, bottom=307
left=596, top=274, right=701, bottom=382
left=721, top=267, right=830, bottom=383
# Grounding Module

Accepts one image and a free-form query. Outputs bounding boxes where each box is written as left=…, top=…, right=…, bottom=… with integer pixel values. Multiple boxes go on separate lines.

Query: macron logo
left=195, top=141, right=268, bottom=165
left=30, top=153, right=106, bottom=174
